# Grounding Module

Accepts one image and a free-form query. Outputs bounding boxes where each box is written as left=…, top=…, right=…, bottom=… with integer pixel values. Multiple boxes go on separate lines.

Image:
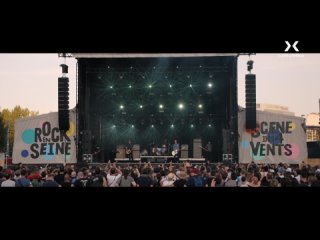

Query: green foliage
left=0, top=113, right=6, bottom=152
left=1, top=106, right=39, bottom=153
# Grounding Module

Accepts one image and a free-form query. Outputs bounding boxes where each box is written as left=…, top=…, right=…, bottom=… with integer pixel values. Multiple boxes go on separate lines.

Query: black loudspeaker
left=222, top=129, right=231, bottom=153
left=245, top=74, right=256, bottom=129
left=58, top=77, right=70, bottom=131
left=82, top=130, right=92, bottom=154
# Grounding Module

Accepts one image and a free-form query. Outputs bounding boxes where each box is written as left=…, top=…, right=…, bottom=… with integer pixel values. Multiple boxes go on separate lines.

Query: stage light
left=198, top=104, right=203, bottom=108
left=120, top=105, right=124, bottom=109
left=149, top=85, right=152, bottom=88
left=191, top=124, right=194, bottom=128
left=208, top=83, right=212, bottom=88
left=140, top=105, right=143, bottom=109
left=129, top=85, right=132, bottom=88
left=208, top=124, right=212, bottom=127
left=178, top=103, right=184, bottom=109
left=151, top=124, right=154, bottom=128
left=171, top=124, right=174, bottom=128
left=131, top=125, right=134, bottom=128
left=169, top=84, right=172, bottom=88
left=189, top=84, right=192, bottom=88
left=110, top=86, right=113, bottom=89
left=159, top=104, right=163, bottom=109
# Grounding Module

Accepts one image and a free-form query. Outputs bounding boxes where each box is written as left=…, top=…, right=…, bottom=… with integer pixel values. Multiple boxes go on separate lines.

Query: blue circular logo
left=21, top=150, right=29, bottom=158
left=22, top=129, right=35, bottom=144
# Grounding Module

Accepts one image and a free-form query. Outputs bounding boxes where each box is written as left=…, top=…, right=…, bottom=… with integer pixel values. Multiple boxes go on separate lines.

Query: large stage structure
left=74, top=54, right=239, bottom=163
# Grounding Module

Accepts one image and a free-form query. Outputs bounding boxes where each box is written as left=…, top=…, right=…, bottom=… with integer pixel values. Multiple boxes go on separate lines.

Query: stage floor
left=115, top=156, right=205, bottom=162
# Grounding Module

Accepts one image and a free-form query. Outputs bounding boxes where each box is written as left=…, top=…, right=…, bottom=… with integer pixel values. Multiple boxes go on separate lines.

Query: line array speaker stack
left=245, top=74, right=256, bottom=129
left=58, top=77, right=70, bottom=131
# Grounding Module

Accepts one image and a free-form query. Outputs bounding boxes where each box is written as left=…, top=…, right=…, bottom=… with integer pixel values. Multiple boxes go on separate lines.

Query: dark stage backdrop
left=77, top=55, right=238, bottom=162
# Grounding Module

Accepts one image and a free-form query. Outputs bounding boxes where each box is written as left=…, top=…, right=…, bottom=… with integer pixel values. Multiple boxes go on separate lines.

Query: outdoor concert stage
left=75, top=54, right=239, bottom=164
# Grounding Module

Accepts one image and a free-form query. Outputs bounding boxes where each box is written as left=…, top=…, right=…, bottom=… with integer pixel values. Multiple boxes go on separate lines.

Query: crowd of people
left=1, top=161, right=320, bottom=187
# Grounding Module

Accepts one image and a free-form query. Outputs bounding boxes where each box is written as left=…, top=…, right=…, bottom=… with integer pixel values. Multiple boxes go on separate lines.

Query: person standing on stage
left=172, top=139, right=180, bottom=163
left=125, top=139, right=134, bottom=161
left=150, top=142, right=157, bottom=156
left=204, top=141, right=213, bottom=162
left=161, top=139, right=169, bottom=156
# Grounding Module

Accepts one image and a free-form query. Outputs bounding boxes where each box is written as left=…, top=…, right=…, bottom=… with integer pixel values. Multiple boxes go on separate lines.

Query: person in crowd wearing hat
left=28, top=170, right=42, bottom=187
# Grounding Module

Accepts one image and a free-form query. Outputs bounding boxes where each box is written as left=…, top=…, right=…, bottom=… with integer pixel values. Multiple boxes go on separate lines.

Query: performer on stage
left=125, top=139, right=134, bottom=161
left=203, top=141, right=213, bottom=162
left=161, top=139, right=168, bottom=156
left=171, top=139, right=180, bottom=163
left=150, top=142, right=157, bottom=156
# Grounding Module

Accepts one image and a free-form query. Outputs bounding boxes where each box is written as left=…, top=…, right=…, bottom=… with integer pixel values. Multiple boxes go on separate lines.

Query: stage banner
left=13, top=109, right=77, bottom=164
left=238, top=110, right=307, bottom=164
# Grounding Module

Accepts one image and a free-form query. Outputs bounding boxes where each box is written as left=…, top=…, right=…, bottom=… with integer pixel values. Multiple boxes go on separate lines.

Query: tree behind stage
left=1, top=106, right=39, bottom=155
left=0, top=113, right=6, bottom=153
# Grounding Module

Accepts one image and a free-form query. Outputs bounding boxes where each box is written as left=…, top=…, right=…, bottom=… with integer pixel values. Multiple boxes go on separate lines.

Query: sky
left=0, top=54, right=319, bottom=117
